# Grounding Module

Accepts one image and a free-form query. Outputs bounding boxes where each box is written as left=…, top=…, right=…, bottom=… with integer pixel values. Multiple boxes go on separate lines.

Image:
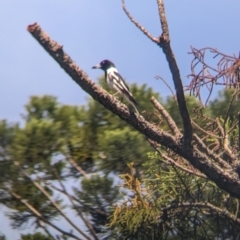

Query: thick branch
left=159, top=39, right=192, bottom=147
left=27, top=23, right=240, bottom=199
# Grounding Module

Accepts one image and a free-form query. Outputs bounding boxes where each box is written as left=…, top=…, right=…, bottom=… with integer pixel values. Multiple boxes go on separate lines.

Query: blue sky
left=1, top=0, right=240, bottom=239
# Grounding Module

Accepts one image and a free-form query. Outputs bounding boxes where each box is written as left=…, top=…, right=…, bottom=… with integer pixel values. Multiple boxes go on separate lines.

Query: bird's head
left=92, top=60, right=115, bottom=71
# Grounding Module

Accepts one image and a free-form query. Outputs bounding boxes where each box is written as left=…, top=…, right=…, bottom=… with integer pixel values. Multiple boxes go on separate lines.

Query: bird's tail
left=124, top=93, right=139, bottom=115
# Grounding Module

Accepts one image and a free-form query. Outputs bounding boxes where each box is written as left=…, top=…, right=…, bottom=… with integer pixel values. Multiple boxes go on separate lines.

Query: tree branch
left=123, top=0, right=192, bottom=146
left=192, top=133, right=231, bottom=169
left=156, top=0, right=169, bottom=41
left=27, top=23, right=240, bottom=199
left=121, top=0, right=159, bottom=43
left=150, top=96, right=181, bottom=137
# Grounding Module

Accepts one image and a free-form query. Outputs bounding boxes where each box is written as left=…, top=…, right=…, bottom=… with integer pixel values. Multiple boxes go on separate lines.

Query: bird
left=92, top=59, right=139, bottom=114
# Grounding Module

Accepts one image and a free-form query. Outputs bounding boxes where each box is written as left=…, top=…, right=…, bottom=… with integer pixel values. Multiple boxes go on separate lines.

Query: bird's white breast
left=106, top=67, right=118, bottom=89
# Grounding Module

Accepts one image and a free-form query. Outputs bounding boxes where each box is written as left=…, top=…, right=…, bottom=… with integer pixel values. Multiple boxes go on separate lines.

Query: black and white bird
left=92, top=59, right=139, bottom=114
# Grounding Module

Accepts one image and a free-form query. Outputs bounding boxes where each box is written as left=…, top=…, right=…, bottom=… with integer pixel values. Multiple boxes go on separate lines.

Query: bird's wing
left=110, top=71, right=130, bottom=92
left=108, top=71, right=137, bottom=106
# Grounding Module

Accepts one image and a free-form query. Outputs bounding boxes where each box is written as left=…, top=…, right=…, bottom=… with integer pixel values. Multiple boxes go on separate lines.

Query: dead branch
left=156, top=0, right=169, bottom=41
left=121, top=0, right=158, bottom=43
left=187, top=47, right=240, bottom=104
left=155, top=75, right=177, bottom=101
left=150, top=96, right=181, bottom=137
left=122, top=0, right=192, bottom=147
left=160, top=151, right=207, bottom=179
left=192, top=134, right=231, bottom=170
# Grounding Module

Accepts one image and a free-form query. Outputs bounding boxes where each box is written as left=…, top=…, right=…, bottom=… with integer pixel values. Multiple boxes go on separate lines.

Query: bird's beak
left=92, top=64, right=101, bottom=69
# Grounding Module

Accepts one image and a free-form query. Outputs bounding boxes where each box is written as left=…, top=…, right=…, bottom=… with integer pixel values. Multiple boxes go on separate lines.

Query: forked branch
left=122, top=0, right=192, bottom=146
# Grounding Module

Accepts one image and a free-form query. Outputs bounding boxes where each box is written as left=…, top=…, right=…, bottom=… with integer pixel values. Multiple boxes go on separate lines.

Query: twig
left=150, top=96, right=181, bottom=137
left=155, top=75, right=177, bottom=101
left=193, top=134, right=231, bottom=169
left=148, top=139, right=207, bottom=179
left=223, top=91, right=237, bottom=131
left=192, top=120, right=221, bottom=139
left=121, top=0, right=159, bottom=43
left=216, top=118, right=235, bottom=161
left=161, top=152, right=207, bottom=179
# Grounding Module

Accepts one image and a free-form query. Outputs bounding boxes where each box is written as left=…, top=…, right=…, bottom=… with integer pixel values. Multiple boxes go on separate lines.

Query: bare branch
left=216, top=118, right=235, bottom=161
left=156, top=0, right=169, bottom=41
left=193, top=134, right=231, bottom=170
left=150, top=96, right=181, bottom=137
left=121, top=0, right=159, bottom=43
left=122, top=0, right=192, bottom=146
left=161, top=151, right=207, bottom=179
left=187, top=47, right=240, bottom=104
left=155, top=75, right=177, bottom=101
left=147, top=138, right=207, bottom=179
left=155, top=0, right=193, bottom=146
left=192, top=119, right=221, bottom=140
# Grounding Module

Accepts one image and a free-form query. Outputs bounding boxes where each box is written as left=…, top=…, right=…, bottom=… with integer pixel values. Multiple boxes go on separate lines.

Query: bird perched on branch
left=92, top=59, right=139, bottom=114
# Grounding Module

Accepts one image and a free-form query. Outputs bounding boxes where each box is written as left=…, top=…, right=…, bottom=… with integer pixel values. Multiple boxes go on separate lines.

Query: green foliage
left=109, top=156, right=240, bottom=239
left=98, top=127, right=149, bottom=175
left=208, top=89, right=239, bottom=120
left=164, top=95, right=200, bottom=128
left=1, top=84, right=240, bottom=239
left=0, top=233, right=6, bottom=240
left=19, top=232, right=52, bottom=240
left=0, top=81, right=161, bottom=238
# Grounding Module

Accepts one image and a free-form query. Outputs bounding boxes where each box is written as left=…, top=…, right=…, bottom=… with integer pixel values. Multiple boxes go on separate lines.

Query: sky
left=1, top=0, right=240, bottom=239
